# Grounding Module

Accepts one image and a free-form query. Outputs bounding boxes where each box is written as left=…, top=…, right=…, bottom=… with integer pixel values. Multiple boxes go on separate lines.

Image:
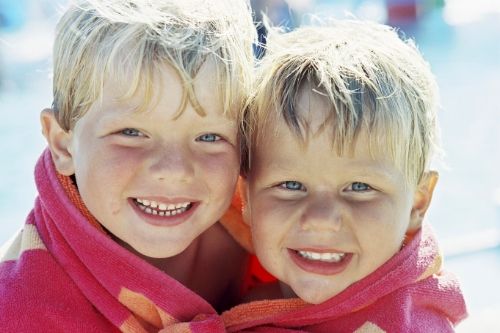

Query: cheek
left=74, top=145, right=141, bottom=196
left=249, top=198, right=290, bottom=243
left=352, top=199, right=409, bottom=256
left=250, top=209, right=283, bottom=269
left=92, top=148, right=137, bottom=173
left=250, top=205, right=295, bottom=287
left=351, top=198, right=407, bottom=228
left=199, top=151, right=240, bottom=189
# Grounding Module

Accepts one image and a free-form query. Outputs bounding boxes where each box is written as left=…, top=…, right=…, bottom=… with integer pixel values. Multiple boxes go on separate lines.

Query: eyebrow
left=345, top=166, right=406, bottom=191
left=96, top=110, right=140, bottom=129
left=263, top=157, right=400, bottom=180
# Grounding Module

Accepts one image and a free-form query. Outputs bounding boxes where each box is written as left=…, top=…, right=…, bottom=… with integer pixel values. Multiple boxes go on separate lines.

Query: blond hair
left=245, top=19, right=440, bottom=187
left=52, top=0, right=256, bottom=130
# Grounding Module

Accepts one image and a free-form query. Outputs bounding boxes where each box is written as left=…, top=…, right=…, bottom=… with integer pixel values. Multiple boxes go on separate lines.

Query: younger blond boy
left=224, top=19, right=467, bottom=332
left=0, top=0, right=256, bottom=331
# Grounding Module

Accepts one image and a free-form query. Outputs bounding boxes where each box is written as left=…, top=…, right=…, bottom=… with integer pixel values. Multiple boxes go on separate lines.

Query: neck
left=279, top=281, right=296, bottom=299
left=111, top=222, right=249, bottom=312
left=115, top=235, right=201, bottom=287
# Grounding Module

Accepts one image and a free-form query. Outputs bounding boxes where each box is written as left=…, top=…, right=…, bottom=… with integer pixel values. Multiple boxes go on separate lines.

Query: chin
left=126, top=238, right=189, bottom=259
left=299, top=292, right=333, bottom=305
left=292, top=283, right=338, bottom=304
left=143, top=244, right=189, bottom=259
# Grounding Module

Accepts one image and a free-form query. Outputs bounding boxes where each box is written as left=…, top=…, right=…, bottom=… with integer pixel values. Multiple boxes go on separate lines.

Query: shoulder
left=0, top=225, right=51, bottom=295
left=0, top=227, right=115, bottom=332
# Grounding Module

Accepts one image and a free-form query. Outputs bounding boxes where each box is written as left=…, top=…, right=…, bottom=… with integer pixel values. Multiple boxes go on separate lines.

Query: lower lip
left=288, top=249, right=353, bottom=276
left=129, top=199, right=198, bottom=227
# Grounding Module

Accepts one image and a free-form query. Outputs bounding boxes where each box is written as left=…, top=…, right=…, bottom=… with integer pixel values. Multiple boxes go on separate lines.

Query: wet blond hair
left=244, top=19, right=440, bottom=187
left=52, top=0, right=256, bottom=130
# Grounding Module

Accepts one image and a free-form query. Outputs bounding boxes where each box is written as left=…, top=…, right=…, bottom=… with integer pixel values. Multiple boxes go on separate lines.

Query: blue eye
left=121, top=128, right=143, bottom=137
left=350, top=182, right=372, bottom=192
left=197, top=133, right=221, bottom=142
left=280, top=181, right=305, bottom=191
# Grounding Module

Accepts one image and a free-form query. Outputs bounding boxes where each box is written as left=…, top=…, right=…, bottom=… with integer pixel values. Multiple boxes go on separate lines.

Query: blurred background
left=0, top=0, right=499, bottom=330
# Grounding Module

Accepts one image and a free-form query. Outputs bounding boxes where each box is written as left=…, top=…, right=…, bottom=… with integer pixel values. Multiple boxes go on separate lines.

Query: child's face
left=47, top=60, right=240, bottom=258
left=245, top=91, right=433, bottom=304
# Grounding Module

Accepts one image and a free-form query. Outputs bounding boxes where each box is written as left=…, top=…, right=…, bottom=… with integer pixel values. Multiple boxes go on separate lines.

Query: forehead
left=260, top=82, right=393, bottom=159
left=255, top=85, right=399, bottom=170
left=259, top=84, right=335, bottom=149
left=97, top=59, right=225, bottom=119
left=252, top=117, right=404, bottom=183
left=293, top=83, right=332, bottom=134
left=259, top=115, right=373, bottom=161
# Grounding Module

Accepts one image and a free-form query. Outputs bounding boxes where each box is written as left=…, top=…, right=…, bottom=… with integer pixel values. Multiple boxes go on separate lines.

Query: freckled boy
left=0, top=0, right=256, bottom=331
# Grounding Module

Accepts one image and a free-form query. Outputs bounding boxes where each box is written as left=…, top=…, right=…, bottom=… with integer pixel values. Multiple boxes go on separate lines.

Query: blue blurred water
left=0, top=1, right=499, bottom=330
left=414, top=10, right=500, bottom=240
left=0, top=0, right=57, bottom=240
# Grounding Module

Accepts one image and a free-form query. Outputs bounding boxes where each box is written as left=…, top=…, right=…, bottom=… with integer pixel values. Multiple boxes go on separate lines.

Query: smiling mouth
left=295, top=250, right=346, bottom=263
left=133, top=198, right=193, bottom=217
left=289, top=248, right=352, bottom=275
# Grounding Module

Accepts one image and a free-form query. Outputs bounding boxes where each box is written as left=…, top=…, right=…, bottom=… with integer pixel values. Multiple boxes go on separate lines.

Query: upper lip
left=136, top=200, right=191, bottom=212
left=132, top=196, right=198, bottom=205
left=291, top=247, right=346, bottom=254
left=131, top=197, right=199, bottom=212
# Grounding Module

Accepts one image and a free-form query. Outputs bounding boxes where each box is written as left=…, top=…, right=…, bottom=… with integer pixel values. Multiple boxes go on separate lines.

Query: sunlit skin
left=42, top=60, right=247, bottom=309
left=244, top=87, right=437, bottom=304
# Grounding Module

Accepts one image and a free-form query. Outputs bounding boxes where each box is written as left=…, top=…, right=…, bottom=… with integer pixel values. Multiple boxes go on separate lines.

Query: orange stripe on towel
left=118, top=288, right=179, bottom=331
left=222, top=298, right=307, bottom=328
left=417, top=253, right=442, bottom=282
left=56, top=173, right=107, bottom=234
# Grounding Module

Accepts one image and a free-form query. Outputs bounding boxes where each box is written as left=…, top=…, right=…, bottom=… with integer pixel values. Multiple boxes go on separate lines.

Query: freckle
left=111, top=202, right=121, bottom=215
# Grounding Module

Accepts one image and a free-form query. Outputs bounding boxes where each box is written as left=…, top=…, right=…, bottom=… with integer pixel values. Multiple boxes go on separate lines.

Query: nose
left=149, top=144, right=194, bottom=183
left=300, top=193, right=343, bottom=232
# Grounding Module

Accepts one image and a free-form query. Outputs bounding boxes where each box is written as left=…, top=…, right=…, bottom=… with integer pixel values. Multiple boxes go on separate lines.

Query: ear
left=238, top=177, right=251, bottom=226
left=40, top=109, right=75, bottom=175
left=408, top=171, right=438, bottom=232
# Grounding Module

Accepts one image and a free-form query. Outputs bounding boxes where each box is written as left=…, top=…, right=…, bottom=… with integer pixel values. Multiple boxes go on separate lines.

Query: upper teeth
left=297, top=250, right=345, bottom=262
left=135, top=199, right=191, bottom=216
left=136, top=199, right=190, bottom=211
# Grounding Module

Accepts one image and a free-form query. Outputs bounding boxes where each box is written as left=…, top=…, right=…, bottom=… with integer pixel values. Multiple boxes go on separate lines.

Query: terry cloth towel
left=0, top=149, right=229, bottom=332
left=222, top=224, right=468, bottom=333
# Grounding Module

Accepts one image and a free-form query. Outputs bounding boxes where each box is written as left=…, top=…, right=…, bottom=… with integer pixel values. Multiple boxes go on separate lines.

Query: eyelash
left=348, top=182, right=373, bottom=192
left=276, top=181, right=373, bottom=193
left=117, top=129, right=224, bottom=142
left=196, top=133, right=222, bottom=142
left=278, top=181, right=306, bottom=191
left=119, top=128, right=145, bottom=137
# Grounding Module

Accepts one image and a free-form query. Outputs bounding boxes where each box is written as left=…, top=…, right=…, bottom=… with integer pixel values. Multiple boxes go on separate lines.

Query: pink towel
left=0, top=149, right=226, bottom=332
left=223, top=224, right=468, bottom=332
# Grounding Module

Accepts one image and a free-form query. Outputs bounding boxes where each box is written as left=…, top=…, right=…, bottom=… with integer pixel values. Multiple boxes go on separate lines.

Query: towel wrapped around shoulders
left=0, top=149, right=468, bottom=332
left=0, top=149, right=234, bottom=332
left=222, top=222, right=468, bottom=332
